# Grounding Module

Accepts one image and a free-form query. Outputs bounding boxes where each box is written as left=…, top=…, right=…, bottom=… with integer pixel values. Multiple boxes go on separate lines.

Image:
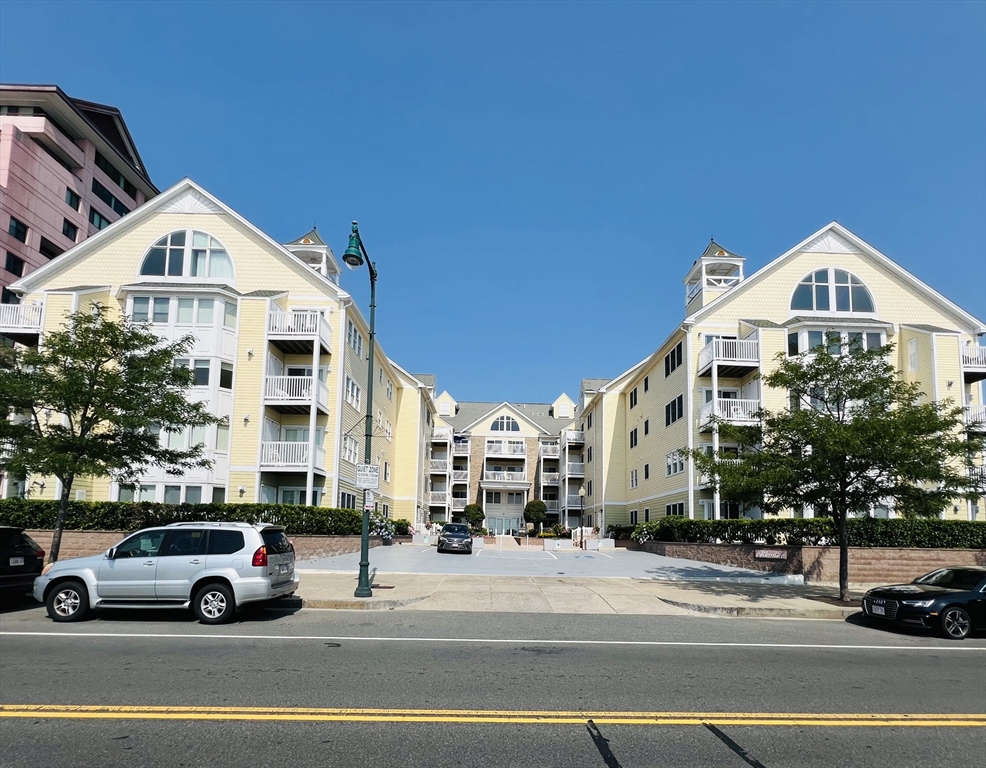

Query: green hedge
left=631, top=516, right=986, bottom=549
left=0, top=499, right=367, bottom=536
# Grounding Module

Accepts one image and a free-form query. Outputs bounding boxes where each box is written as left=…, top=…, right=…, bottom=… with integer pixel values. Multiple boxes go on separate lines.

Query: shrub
left=607, top=524, right=636, bottom=541
left=391, top=518, right=412, bottom=535
left=629, top=516, right=986, bottom=549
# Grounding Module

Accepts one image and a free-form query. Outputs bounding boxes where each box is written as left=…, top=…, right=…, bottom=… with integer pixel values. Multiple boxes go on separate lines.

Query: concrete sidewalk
left=292, top=572, right=863, bottom=619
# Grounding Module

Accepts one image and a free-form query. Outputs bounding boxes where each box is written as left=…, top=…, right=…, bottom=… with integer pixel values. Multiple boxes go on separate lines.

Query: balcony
left=967, top=465, right=986, bottom=488
left=699, top=398, right=760, bottom=430
left=540, top=443, right=560, bottom=457
left=430, top=459, right=449, bottom=473
left=452, top=470, right=469, bottom=482
left=267, top=311, right=332, bottom=355
left=264, top=375, right=329, bottom=414
left=565, top=495, right=584, bottom=509
left=561, top=430, right=584, bottom=446
left=0, top=303, right=43, bottom=344
left=541, top=472, right=560, bottom=485
left=484, top=471, right=527, bottom=482
left=565, top=462, right=585, bottom=477
left=698, top=338, right=760, bottom=377
left=429, top=491, right=450, bottom=506
left=697, top=458, right=742, bottom=487
left=451, top=498, right=467, bottom=511
left=486, top=440, right=526, bottom=456
left=453, top=441, right=471, bottom=456
left=965, top=405, right=986, bottom=431
left=432, top=426, right=453, bottom=442
left=260, top=441, right=325, bottom=472
left=963, top=346, right=986, bottom=384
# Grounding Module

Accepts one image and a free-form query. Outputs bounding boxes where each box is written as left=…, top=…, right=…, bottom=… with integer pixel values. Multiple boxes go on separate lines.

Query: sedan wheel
left=193, top=583, right=235, bottom=624
left=941, top=606, right=972, bottom=640
left=46, top=580, right=89, bottom=622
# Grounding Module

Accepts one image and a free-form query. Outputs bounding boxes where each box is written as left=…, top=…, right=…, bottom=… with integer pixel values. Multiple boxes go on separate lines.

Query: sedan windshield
left=913, top=569, right=985, bottom=590
left=442, top=525, right=469, bottom=536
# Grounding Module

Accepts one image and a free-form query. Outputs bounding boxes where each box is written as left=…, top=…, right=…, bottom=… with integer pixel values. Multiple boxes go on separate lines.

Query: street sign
left=364, top=490, right=375, bottom=510
left=356, top=464, right=380, bottom=490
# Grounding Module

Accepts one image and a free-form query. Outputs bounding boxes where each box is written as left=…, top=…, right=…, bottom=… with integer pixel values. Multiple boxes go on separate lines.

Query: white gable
left=158, top=189, right=225, bottom=215
left=800, top=231, right=863, bottom=255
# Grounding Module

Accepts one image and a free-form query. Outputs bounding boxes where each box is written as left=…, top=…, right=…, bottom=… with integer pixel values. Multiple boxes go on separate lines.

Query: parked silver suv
left=33, top=522, right=300, bottom=624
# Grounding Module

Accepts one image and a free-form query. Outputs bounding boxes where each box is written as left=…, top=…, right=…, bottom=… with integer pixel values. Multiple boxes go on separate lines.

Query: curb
left=297, top=595, right=433, bottom=611
left=656, top=596, right=859, bottom=620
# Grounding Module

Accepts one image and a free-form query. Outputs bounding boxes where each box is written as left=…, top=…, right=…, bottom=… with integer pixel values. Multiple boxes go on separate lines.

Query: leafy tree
left=0, top=307, right=222, bottom=562
left=463, top=503, right=485, bottom=530
left=524, top=499, right=547, bottom=528
left=692, top=334, right=984, bottom=601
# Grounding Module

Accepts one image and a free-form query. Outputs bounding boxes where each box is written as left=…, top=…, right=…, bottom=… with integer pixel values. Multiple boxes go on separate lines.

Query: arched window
left=791, top=268, right=874, bottom=313
left=139, top=230, right=234, bottom=280
left=491, top=416, right=519, bottom=432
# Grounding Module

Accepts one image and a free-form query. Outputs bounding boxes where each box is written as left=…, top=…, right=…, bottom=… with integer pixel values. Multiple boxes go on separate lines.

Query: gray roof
left=46, top=285, right=109, bottom=293
left=120, top=282, right=241, bottom=295
left=442, top=400, right=577, bottom=434
left=901, top=324, right=958, bottom=334
left=740, top=318, right=784, bottom=328
left=242, top=290, right=286, bottom=297
left=285, top=227, right=326, bottom=246
left=580, top=377, right=611, bottom=393
left=700, top=240, right=743, bottom=260
left=785, top=316, right=892, bottom=328
left=412, top=373, right=437, bottom=388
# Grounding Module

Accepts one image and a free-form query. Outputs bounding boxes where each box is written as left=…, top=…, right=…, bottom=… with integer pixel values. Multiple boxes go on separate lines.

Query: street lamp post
left=578, top=484, right=586, bottom=550
left=343, top=221, right=378, bottom=599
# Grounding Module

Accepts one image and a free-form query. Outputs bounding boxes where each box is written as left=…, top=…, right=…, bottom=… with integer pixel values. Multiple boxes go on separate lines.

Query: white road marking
left=1, top=631, right=982, bottom=651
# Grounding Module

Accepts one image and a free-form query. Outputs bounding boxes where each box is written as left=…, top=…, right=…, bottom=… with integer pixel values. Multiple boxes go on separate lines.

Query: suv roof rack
left=165, top=521, right=257, bottom=528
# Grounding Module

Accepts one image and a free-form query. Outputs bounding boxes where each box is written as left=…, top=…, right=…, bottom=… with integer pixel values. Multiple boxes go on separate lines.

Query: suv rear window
left=262, top=529, right=293, bottom=554
left=207, top=530, right=244, bottom=555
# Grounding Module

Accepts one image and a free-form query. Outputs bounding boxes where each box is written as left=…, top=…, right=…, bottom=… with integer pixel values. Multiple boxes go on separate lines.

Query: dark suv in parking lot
left=437, top=524, right=473, bottom=554
left=0, top=526, right=45, bottom=598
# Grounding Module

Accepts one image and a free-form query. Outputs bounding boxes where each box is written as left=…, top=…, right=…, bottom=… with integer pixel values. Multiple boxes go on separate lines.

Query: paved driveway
left=298, top=543, right=802, bottom=583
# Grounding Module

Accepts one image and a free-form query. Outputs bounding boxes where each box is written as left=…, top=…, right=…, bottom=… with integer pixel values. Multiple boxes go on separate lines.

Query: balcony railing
left=484, top=471, right=527, bottom=482
left=541, top=472, right=560, bottom=484
left=962, top=347, right=986, bottom=368
left=544, top=500, right=559, bottom=512
left=429, top=491, right=450, bottom=505
left=566, top=495, right=584, bottom=508
left=486, top=441, right=526, bottom=456
left=965, top=405, right=986, bottom=429
left=967, top=465, right=986, bottom=487
left=0, top=303, right=43, bottom=331
left=452, top=470, right=469, bottom=482
left=432, top=426, right=453, bottom=442
left=430, top=459, right=449, bottom=473
left=264, top=375, right=329, bottom=410
left=562, top=430, right=584, bottom=445
left=698, top=338, right=759, bottom=370
left=451, top=498, right=467, bottom=510
left=700, top=398, right=760, bottom=425
left=268, top=310, right=331, bottom=350
left=540, top=444, right=560, bottom=457
left=260, top=440, right=326, bottom=470
left=566, top=462, right=585, bottom=476
left=453, top=441, right=471, bottom=455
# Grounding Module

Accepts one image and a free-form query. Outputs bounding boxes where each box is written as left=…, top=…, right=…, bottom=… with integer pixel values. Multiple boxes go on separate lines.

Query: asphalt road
left=1, top=601, right=984, bottom=768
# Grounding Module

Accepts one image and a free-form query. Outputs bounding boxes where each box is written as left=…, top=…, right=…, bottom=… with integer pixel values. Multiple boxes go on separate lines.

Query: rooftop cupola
left=683, top=240, right=745, bottom=311
left=284, top=227, right=341, bottom=284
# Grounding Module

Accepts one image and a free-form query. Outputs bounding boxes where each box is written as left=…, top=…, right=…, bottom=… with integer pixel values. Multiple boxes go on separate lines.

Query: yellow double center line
left=1, top=705, right=983, bottom=726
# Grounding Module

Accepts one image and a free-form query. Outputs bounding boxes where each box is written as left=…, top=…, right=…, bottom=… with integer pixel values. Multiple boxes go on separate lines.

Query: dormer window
left=139, top=230, right=234, bottom=281
left=791, top=268, right=874, bottom=313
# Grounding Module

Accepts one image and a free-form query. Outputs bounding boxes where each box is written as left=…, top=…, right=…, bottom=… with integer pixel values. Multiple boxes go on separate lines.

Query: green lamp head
left=343, top=221, right=364, bottom=269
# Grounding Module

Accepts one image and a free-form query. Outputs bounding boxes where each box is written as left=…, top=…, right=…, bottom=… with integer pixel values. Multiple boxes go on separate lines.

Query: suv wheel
left=47, top=580, right=89, bottom=622
left=193, top=583, right=235, bottom=624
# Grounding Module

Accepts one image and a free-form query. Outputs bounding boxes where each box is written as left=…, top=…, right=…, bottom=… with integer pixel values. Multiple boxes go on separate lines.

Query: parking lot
left=298, top=541, right=802, bottom=583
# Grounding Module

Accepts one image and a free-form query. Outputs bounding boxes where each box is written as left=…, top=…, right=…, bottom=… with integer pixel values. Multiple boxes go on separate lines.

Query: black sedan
left=437, top=524, right=473, bottom=554
left=861, top=567, right=986, bottom=639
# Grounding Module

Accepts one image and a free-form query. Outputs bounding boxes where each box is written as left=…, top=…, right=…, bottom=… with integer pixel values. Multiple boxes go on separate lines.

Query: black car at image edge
left=437, top=523, right=473, bottom=554
left=0, top=526, right=46, bottom=598
left=861, top=566, right=986, bottom=639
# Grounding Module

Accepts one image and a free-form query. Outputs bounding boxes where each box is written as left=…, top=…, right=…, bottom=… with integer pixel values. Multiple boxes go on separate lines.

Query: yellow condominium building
left=575, top=223, right=985, bottom=532
left=1, top=179, right=436, bottom=523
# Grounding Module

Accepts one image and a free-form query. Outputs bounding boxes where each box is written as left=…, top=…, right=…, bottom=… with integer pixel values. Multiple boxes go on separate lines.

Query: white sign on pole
left=364, top=490, right=375, bottom=510
left=356, top=464, right=380, bottom=490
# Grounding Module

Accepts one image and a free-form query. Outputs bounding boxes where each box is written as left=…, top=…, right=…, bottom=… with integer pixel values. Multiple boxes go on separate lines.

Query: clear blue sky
left=2, top=0, right=984, bottom=403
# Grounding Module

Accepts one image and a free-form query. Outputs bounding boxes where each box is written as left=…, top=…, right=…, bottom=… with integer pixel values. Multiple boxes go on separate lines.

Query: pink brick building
left=0, top=84, right=157, bottom=305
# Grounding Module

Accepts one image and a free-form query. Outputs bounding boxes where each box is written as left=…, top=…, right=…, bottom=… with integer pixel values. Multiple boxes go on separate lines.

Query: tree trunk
left=48, top=477, right=73, bottom=564
left=837, top=511, right=850, bottom=602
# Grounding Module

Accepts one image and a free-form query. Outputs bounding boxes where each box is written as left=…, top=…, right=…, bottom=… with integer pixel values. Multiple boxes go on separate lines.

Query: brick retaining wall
left=612, top=538, right=986, bottom=584
left=25, top=530, right=411, bottom=562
